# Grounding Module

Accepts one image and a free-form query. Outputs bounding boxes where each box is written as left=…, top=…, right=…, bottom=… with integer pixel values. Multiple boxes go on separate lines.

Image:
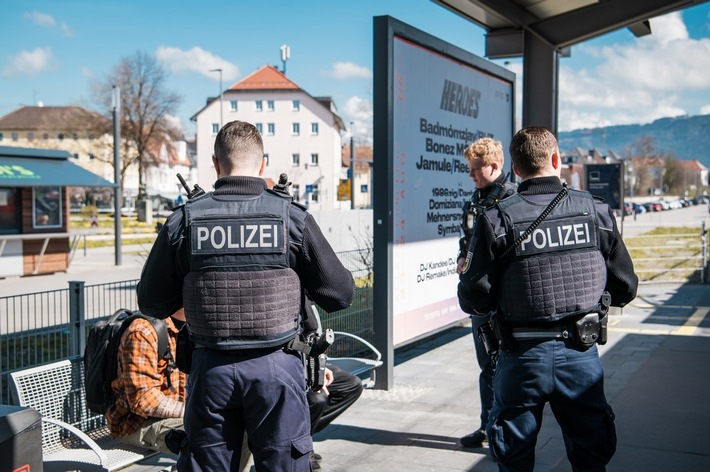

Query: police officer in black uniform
left=458, top=127, right=638, bottom=472
left=456, top=137, right=516, bottom=449
left=137, top=120, right=354, bottom=471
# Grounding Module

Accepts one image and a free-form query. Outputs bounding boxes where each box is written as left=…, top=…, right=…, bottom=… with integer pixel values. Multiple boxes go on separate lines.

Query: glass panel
left=33, top=186, right=63, bottom=228
left=0, top=188, right=20, bottom=234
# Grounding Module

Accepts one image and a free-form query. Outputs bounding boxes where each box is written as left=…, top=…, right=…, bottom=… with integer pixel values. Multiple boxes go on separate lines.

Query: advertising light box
left=373, top=16, right=516, bottom=350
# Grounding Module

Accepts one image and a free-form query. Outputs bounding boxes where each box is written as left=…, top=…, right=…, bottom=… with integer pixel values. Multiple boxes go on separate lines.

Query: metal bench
left=310, top=304, right=383, bottom=389
left=9, top=359, right=157, bottom=471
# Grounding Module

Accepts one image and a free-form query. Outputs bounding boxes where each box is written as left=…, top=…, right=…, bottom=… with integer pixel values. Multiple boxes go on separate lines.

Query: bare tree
left=93, top=51, right=182, bottom=194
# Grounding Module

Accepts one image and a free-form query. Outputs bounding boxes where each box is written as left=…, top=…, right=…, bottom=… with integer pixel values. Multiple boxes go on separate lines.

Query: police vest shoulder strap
left=499, top=182, right=569, bottom=259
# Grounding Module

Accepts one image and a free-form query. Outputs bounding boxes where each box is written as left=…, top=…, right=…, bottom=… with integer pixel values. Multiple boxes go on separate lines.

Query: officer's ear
left=212, top=155, right=221, bottom=177
left=258, top=156, right=267, bottom=176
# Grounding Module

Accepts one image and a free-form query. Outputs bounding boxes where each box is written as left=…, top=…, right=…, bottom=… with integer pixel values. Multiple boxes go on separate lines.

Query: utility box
left=0, top=404, right=43, bottom=472
left=136, top=198, right=153, bottom=225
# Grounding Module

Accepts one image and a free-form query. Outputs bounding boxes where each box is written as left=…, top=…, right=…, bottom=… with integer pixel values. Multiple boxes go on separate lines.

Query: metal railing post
left=69, top=281, right=86, bottom=358
left=702, top=221, right=707, bottom=284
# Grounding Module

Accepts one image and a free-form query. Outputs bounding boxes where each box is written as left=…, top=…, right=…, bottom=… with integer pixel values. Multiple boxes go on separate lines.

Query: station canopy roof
left=0, top=146, right=115, bottom=188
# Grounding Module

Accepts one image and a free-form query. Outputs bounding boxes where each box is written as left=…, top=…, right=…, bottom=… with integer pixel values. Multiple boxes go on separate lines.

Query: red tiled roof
left=677, top=160, right=707, bottom=171
left=228, top=65, right=300, bottom=91
left=0, top=106, right=109, bottom=131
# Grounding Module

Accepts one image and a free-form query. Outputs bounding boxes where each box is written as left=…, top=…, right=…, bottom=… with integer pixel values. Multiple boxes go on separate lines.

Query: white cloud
left=81, top=66, right=94, bottom=79
left=2, top=47, right=53, bottom=77
left=558, top=11, right=710, bottom=131
left=700, top=104, right=710, bottom=114
left=25, top=11, right=55, bottom=27
left=24, top=11, right=73, bottom=36
left=156, top=46, right=239, bottom=82
left=342, top=96, right=373, bottom=144
left=321, top=62, right=372, bottom=80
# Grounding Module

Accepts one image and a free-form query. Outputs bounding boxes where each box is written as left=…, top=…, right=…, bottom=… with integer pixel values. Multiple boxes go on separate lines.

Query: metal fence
left=0, top=249, right=374, bottom=405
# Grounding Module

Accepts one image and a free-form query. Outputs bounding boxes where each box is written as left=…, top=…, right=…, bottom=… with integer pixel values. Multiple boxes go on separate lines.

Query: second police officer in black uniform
left=456, top=137, right=516, bottom=448
left=458, top=127, right=638, bottom=472
left=137, top=120, right=354, bottom=471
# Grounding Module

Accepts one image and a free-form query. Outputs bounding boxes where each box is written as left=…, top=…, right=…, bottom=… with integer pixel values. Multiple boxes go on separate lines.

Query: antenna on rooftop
left=280, top=44, right=290, bottom=75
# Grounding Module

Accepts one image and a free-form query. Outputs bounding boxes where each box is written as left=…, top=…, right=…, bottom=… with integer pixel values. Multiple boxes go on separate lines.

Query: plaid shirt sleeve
left=106, top=318, right=186, bottom=437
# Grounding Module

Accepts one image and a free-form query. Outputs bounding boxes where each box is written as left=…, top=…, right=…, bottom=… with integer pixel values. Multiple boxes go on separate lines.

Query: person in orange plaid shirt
left=106, top=308, right=188, bottom=454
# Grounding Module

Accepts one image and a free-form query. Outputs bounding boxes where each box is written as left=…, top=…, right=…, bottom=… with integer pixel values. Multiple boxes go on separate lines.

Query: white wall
left=309, top=209, right=373, bottom=253
left=194, top=91, right=343, bottom=209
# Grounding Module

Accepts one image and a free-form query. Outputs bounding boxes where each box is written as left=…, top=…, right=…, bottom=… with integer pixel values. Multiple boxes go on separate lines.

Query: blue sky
left=2, top=0, right=709, bottom=139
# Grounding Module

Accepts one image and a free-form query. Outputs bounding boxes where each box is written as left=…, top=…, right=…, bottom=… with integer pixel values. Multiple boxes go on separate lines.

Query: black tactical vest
left=181, top=190, right=303, bottom=349
left=496, top=189, right=607, bottom=324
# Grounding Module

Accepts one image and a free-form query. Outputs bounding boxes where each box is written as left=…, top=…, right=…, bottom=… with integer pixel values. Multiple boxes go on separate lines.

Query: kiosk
left=0, top=146, right=114, bottom=277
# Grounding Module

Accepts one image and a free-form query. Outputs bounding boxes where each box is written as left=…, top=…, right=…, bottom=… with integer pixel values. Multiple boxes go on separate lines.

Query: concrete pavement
left=126, top=282, right=710, bottom=472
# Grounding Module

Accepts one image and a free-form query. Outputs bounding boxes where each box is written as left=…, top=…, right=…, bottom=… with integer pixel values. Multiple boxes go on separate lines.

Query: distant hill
left=558, top=114, right=710, bottom=168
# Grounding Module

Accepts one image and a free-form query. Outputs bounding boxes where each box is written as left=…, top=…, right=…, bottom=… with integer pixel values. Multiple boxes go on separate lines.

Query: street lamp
left=210, top=68, right=223, bottom=129
left=112, top=86, right=122, bottom=266
left=349, top=122, right=355, bottom=210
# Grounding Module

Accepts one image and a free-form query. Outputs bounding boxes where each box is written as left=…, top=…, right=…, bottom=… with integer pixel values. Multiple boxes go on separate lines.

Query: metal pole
left=350, top=123, right=355, bottom=210
left=112, top=86, right=122, bottom=266
left=68, top=281, right=85, bottom=358
left=210, top=69, right=223, bottom=129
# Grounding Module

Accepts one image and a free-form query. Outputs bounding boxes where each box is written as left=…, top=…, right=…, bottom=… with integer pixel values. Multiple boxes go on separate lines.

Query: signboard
left=585, top=163, right=622, bottom=210
left=373, top=16, right=515, bottom=354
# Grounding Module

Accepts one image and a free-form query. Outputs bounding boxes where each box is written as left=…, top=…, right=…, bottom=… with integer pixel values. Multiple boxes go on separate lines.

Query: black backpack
left=84, top=308, right=173, bottom=415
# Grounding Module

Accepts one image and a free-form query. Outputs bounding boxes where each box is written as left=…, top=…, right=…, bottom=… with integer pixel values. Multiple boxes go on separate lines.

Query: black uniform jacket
left=457, top=176, right=638, bottom=316
left=137, top=176, right=354, bottom=319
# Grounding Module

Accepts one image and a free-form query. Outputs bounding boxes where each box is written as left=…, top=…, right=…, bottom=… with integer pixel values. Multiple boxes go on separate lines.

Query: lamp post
left=210, top=68, right=223, bottom=129
left=349, top=122, right=355, bottom=210
left=112, top=86, right=122, bottom=266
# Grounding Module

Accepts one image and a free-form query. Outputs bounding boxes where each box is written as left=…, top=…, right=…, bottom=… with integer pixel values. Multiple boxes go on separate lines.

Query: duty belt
left=510, top=324, right=572, bottom=340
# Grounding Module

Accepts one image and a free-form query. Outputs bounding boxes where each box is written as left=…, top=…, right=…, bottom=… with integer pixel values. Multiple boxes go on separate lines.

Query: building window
left=255, top=123, right=263, bottom=134
left=311, top=122, right=319, bottom=135
left=267, top=123, right=275, bottom=135
left=42, top=133, right=49, bottom=140
left=27, top=132, right=34, bottom=141
left=212, top=123, right=219, bottom=135
left=11, top=132, right=19, bottom=141
left=291, top=184, right=300, bottom=202
left=33, top=186, right=62, bottom=229
left=292, top=153, right=300, bottom=166
left=230, top=100, right=238, bottom=111
left=292, top=100, right=300, bottom=111
left=57, top=133, right=65, bottom=141
left=89, top=153, right=96, bottom=160
left=292, top=123, right=300, bottom=135
left=255, top=100, right=263, bottom=111
left=310, top=184, right=319, bottom=203
left=311, top=153, right=319, bottom=166
left=72, top=133, right=79, bottom=140
left=267, top=100, right=275, bottom=111
left=73, top=153, right=80, bottom=159
left=263, top=153, right=269, bottom=166
left=0, top=132, right=3, bottom=141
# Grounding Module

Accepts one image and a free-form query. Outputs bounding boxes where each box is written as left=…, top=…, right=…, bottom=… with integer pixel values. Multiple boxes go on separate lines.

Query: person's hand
left=456, top=257, right=465, bottom=274
left=319, top=368, right=334, bottom=396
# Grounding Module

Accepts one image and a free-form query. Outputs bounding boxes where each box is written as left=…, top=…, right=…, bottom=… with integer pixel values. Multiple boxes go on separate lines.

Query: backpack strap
left=144, top=316, right=176, bottom=392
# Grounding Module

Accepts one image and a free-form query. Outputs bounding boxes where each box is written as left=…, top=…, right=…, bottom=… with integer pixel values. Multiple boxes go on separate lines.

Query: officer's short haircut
left=464, top=137, right=504, bottom=167
left=214, top=121, right=264, bottom=174
left=509, top=126, right=558, bottom=177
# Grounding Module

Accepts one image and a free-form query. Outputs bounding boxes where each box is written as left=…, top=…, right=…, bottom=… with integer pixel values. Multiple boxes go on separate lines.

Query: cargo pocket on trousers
left=602, top=403, right=617, bottom=461
left=291, top=433, right=313, bottom=461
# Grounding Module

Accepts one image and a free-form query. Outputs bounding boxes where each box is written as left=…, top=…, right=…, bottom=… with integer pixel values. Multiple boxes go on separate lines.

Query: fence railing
left=1, top=249, right=374, bottom=405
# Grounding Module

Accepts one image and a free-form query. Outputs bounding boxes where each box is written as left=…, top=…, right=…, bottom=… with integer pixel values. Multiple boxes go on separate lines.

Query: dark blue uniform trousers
left=179, top=348, right=312, bottom=472
left=487, top=339, right=616, bottom=472
left=471, top=313, right=494, bottom=430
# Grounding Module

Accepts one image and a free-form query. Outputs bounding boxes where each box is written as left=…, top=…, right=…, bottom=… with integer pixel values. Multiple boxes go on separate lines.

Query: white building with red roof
left=191, top=65, right=347, bottom=210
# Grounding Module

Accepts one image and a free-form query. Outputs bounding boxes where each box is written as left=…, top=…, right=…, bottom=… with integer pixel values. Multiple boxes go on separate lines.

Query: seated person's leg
left=313, top=364, right=364, bottom=434
left=118, top=417, right=185, bottom=454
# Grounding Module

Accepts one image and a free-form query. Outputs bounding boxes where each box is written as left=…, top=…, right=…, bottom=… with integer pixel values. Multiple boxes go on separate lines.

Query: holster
left=572, top=313, right=601, bottom=350
left=491, top=315, right=516, bottom=352
left=476, top=319, right=499, bottom=357
left=175, top=324, right=194, bottom=375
